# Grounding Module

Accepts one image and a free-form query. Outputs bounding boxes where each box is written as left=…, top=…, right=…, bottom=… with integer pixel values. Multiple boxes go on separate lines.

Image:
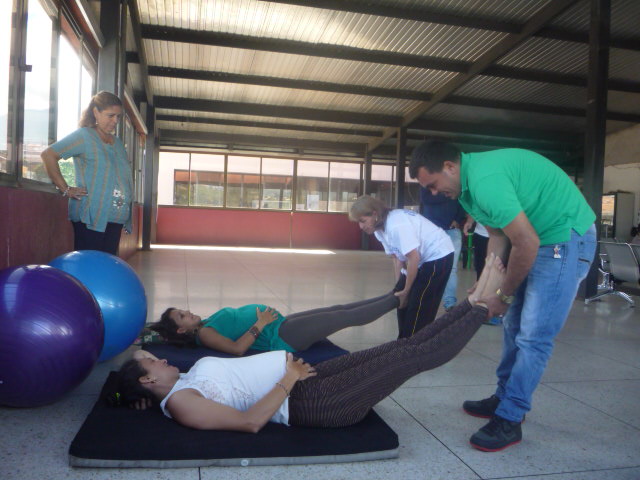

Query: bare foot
left=469, top=253, right=495, bottom=305
left=476, top=255, right=506, bottom=308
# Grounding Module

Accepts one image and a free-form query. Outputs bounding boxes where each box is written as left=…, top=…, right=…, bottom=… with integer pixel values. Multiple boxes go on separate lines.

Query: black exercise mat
left=69, top=372, right=399, bottom=468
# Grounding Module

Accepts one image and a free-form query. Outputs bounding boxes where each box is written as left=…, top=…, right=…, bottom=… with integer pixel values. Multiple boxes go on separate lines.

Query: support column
left=581, top=0, right=610, bottom=298
left=395, top=127, right=407, bottom=209
left=363, top=149, right=372, bottom=195
left=141, top=104, right=158, bottom=250
left=361, top=149, right=373, bottom=250
left=97, top=0, right=126, bottom=101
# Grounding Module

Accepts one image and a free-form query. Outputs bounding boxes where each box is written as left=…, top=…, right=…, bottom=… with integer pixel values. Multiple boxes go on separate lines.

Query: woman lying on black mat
left=109, top=254, right=503, bottom=432
left=148, top=291, right=400, bottom=355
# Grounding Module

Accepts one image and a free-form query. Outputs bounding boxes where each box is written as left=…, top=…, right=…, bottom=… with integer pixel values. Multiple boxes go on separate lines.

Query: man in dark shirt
left=420, top=188, right=467, bottom=311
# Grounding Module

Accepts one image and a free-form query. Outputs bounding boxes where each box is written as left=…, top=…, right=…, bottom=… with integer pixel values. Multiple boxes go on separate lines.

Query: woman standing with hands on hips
left=41, top=91, right=133, bottom=255
left=350, top=195, right=454, bottom=339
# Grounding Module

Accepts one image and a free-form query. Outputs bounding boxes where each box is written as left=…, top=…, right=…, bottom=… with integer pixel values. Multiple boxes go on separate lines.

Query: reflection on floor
left=2, top=247, right=639, bottom=480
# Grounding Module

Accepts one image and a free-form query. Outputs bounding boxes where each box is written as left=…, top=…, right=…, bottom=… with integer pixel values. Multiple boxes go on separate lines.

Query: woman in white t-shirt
left=350, top=195, right=454, bottom=338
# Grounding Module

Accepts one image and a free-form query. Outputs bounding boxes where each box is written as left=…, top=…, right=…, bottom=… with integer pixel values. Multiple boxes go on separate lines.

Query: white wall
left=604, top=124, right=640, bottom=228
left=603, top=163, right=640, bottom=226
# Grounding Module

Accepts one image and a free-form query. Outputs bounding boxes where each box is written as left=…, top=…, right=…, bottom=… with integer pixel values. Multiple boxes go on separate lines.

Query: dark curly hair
left=148, top=307, right=199, bottom=348
left=103, top=359, right=156, bottom=408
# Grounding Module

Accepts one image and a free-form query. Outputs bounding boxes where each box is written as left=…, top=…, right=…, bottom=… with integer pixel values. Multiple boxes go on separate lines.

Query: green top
left=458, top=149, right=595, bottom=245
left=197, top=304, right=296, bottom=352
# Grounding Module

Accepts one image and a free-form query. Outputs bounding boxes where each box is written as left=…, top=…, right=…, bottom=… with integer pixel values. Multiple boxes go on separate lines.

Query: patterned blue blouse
left=50, top=127, right=133, bottom=233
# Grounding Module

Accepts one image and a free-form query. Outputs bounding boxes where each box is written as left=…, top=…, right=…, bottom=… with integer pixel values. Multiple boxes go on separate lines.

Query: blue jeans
left=443, top=228, right=462, bottom=309
left=494, top=225, right=596, bottom=422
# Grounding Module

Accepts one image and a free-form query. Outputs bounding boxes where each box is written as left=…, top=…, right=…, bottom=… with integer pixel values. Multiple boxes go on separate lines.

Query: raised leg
left=278, top=292, right=399, bottom=351
left=289, top=258, right=506, bottom=427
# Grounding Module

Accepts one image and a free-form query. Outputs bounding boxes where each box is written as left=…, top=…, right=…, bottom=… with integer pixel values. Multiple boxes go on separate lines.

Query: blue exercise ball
left=0, top=265, right=104, bottom=407
left=50, top=250, right=147, bottom=362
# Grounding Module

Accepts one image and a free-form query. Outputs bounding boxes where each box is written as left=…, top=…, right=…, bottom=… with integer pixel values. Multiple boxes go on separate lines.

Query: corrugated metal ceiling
left=126, top=0, right=640, bottom=168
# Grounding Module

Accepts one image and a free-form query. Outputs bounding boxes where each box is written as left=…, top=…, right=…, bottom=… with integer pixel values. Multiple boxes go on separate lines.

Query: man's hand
left=481, top=293, right=510, bottom=318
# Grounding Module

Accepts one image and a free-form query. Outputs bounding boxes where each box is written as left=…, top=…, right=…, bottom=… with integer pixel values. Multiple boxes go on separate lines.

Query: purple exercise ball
left=0, top=265, right=104, bottom=408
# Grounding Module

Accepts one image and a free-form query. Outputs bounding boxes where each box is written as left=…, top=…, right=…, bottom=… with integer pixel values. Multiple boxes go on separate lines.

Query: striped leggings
left=288, top=299, right=485, bottom=427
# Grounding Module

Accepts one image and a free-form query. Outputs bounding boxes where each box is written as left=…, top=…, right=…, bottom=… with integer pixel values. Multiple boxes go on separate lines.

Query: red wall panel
left=291, top=211, right=361, bottom=250
left=0, top=186, right=73, bottom=269
left=156, top=206, right=364, bottom=250
left=156, top=207, right=292, bottom=247
left=1, top=185, right=140, bottom=269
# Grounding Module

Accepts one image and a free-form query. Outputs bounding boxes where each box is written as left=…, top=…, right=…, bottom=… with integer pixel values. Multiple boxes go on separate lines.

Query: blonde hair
left=349, top=195, right=390, bottom=229
left=79, top=91, right=122, bottom=127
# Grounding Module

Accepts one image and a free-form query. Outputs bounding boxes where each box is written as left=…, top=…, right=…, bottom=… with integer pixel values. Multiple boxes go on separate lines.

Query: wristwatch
left=496, top=288, right=514, bottom=304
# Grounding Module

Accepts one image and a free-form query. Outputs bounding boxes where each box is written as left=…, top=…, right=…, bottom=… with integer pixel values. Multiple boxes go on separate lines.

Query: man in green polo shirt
left=409, top=140, right=596, bottom=452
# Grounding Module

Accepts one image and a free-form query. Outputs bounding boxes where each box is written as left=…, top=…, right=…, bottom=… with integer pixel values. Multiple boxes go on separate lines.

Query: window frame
left=158, top=151, right=409, bottom=215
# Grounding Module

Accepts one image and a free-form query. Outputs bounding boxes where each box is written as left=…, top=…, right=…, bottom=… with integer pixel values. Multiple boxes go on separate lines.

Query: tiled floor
left=2, top=247, right=640, bottom=480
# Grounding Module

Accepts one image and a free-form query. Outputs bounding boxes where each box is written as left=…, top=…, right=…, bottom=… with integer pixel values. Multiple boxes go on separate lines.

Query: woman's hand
left=394, top=289, right=410, bottom=308
left=256, top=306, right=279, bottom=328
left=285, top=353, right=316, bottom=381
left=65, top=186, right=88, bottom=200
left=130, top=397, right=153, bottom=410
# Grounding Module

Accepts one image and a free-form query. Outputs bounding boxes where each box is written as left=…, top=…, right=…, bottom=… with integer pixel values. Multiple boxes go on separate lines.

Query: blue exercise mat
left=142, top=338, right=349, bottom=371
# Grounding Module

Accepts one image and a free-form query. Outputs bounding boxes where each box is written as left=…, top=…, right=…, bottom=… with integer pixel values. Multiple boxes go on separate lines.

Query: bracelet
left=60, top=186, right=70, bottom=197
left=248, top=326, right=260, bottom=339
left=275, top=382, right=290, bottom=397
left=496, top=288, right=514, bottom=305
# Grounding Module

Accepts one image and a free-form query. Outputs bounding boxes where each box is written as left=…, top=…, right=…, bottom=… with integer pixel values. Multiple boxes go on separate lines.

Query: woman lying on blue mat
left=108, top=255, right=504, bottom=432
left=149, top=291, right=400, bottom=355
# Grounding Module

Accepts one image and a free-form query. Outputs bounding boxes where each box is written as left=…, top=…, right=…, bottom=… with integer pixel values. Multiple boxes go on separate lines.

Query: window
left=0, top=0, right=13, bottom=174
left=158, top=151, right=190, bottom=205
left=261, top=157, right=293, bottom=209
left=227, top=155, right=260, bottom=208
left=122, top=115, right=140, bottom=203
left=57, top=36, right=88, bottom=140
left=190, top=153, right=225, bottom=207
left=296, top=160, right=328, bottom=211
left=370, top=164, right=394, bottom=206
left=135, top=136, right=145, bottom=203
left=22, top=0, right=55, bottom=182
left=56, top=36, right=84, bottom=186
left=155, top=153, right=428, bottom=215
left=55, top=33, right=94, bottom=187
left=403, top=166, right=421, bottom=210
left=329, top=162, right=360, bottom=212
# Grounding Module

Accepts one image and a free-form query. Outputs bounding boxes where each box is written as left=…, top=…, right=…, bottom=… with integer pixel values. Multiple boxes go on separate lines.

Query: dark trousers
left=72, top=221, right=123, bottom=256
left=288, top=299, right=487, bottom=427
left=396, top=252, right=454, bottom=339
left=472, top=233, right=489, bottom=280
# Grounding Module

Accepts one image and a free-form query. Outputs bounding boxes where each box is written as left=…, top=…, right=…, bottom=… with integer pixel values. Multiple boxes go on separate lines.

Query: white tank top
left=160, top=351, right=289, bottom=425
